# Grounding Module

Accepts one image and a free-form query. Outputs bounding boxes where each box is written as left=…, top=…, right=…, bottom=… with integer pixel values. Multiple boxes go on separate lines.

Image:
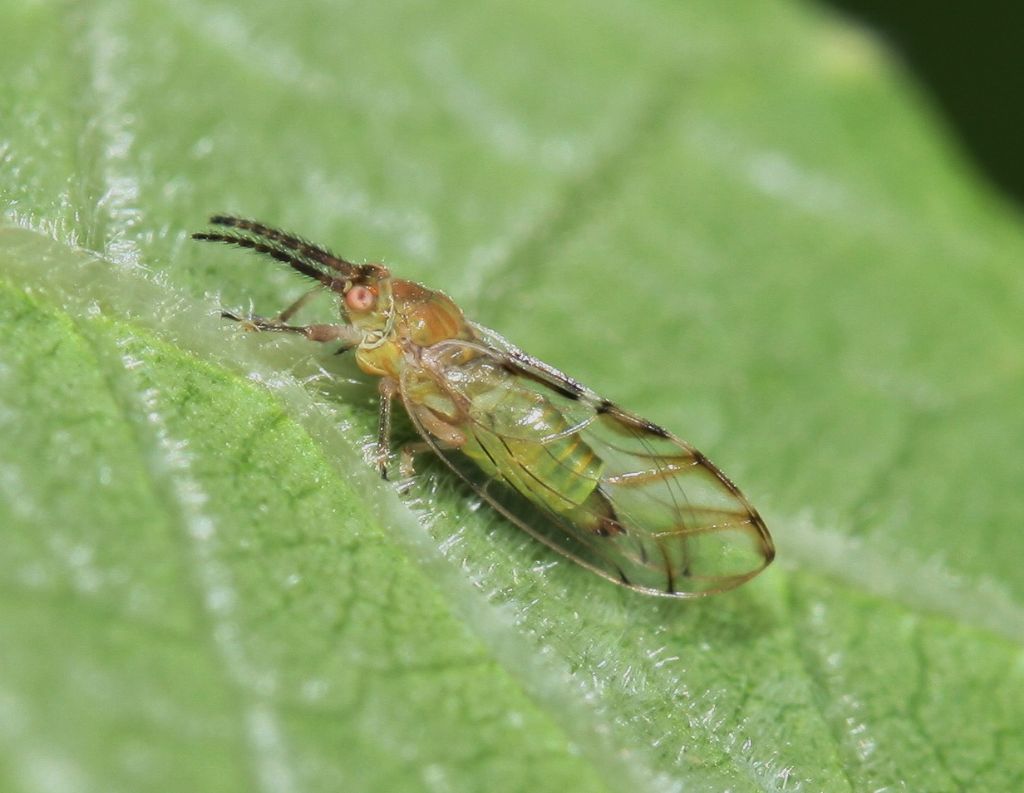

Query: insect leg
left=398, top=441, right=436, bottom=478
left=274, top=286, right=322, bottom=323
left=409, top=406, right=468, bottom=448
left=221, top=310, right=360, bottom=347
left=375, top=378, right=400, bottom=480
left=395, top=401, right=466, bottom=477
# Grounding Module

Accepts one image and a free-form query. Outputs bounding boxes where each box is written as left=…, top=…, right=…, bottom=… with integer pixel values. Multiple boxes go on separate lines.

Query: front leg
left=274, top=286, right=321, bottom=323
left=222, top=310, right=361, bottom=348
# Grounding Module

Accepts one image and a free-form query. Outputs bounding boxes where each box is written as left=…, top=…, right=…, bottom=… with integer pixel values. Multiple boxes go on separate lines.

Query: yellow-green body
left=196, top=214, right=774, bottom=596
left=353, top=278, right=610, bottom=529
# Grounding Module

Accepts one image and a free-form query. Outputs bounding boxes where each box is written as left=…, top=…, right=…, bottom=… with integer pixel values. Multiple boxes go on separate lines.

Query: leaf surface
left=2, top=1, right=1023, bottom=791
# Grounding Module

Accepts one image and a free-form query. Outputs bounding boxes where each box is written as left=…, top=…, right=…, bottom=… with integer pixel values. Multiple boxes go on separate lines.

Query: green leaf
left=2, top=2, right=1023, bottom=792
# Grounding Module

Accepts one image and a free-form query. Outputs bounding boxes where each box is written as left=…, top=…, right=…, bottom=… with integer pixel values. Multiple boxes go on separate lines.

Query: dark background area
left=824, top=1, right=1024, bottom=208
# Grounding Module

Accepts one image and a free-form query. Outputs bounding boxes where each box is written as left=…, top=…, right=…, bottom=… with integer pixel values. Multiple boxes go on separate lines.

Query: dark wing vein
left=402, top=334, right=774, bottom=597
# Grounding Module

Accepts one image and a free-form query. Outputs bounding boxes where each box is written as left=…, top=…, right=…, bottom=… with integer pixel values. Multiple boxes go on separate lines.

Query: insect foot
left=220, top=310, right=264, bottom=333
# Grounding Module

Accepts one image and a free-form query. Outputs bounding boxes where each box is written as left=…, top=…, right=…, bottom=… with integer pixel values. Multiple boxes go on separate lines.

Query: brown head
left=192, top=215, right=469, bottom=351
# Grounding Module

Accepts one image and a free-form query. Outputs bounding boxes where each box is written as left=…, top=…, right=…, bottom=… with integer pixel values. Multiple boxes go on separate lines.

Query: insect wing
left=577, top=401, right=774, bottom=595
left=401, top=334, right=774, bottom=597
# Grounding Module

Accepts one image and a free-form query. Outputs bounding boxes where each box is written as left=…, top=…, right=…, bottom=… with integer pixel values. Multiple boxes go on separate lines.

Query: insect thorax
left=353, top=278, right=471, bottom=379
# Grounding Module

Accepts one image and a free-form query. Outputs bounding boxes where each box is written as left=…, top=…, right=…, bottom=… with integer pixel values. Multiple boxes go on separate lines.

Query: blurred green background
left=825, top=0, right=1024, bottom=206
left=1, top=1, right=1022, bottom=792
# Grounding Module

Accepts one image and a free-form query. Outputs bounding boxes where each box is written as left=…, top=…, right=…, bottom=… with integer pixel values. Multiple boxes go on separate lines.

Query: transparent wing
left=400, top=331, right=775, bottom=597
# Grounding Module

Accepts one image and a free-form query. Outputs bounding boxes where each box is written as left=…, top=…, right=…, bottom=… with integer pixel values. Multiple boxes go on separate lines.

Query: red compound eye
left=345, top=285, right=376, bottom=312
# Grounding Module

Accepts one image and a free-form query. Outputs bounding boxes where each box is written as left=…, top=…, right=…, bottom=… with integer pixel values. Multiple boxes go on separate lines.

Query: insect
left=194, top=216, right=774, bottom=597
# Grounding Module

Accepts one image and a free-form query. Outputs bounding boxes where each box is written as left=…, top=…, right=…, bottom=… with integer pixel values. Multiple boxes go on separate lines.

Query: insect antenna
left=191, top=230, right=339, bottom=289
left=207, top=215, right=356, bottom=273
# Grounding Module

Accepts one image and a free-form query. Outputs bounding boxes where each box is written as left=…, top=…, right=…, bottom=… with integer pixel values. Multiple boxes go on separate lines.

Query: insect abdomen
left=461, top=381, right=604, bottom=515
